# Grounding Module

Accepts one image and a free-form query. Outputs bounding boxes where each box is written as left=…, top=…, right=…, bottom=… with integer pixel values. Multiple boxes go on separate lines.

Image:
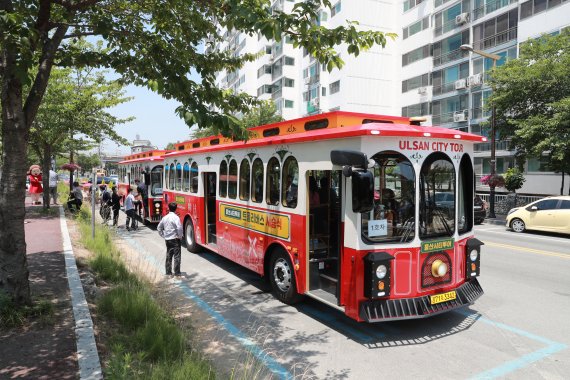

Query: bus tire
left=269, top=249, right=302, bottom=305
left=184, top=219, right=200, bottom=253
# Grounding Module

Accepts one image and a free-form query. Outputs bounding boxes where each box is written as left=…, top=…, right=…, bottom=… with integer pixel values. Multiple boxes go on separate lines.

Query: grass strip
left=75, top=205, right=215, bottom=379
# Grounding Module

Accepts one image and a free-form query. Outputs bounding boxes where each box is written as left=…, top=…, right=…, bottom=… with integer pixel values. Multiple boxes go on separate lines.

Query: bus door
left=307, top=170, right=342, bottom=305
left=204, top=172, right=217, bottom=245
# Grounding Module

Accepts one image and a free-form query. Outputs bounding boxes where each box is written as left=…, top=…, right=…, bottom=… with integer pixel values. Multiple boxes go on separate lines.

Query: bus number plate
left=430, top=290, right=456, bottom=305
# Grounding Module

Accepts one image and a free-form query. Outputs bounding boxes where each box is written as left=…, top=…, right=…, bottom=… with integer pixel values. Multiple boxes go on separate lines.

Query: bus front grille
left=359, top=278, right=483, bottom=322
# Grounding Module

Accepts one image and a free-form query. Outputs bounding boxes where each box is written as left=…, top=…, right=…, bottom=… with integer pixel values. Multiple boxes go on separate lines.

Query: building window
left=402, top=73, right=430, bottom=93
left=473, top=9, right=517, bottom=50
left=433, top=3, right=463, bottom=36
left=402, top=44, right=432, bottom=66
left=284, top=100, right=294, bottom=108
left=285, top=56, right=295, bottom=65
left=403, top=17, right=430, bottom=39
left=331, top=1, right=341, bottom=17
left=404, top=0, right=425, bottom=12
left=284, top=78, right=294, bottom=87
left=432, top=31, right=469, bottom=66
left=329, top=80, right=340, bottom=94
left=402, top=102, right=431, bottom=117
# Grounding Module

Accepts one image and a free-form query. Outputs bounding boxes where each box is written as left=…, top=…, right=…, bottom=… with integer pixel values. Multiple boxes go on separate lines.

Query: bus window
left=282, top=156, right=298, bottom=208
left=251, top=158, right=264, bottom=203
left=183, top=163, right=190, bottom=192
left=176, top=163, right=182, bottom=191
left=164, top=164, right=170, bottom=190
left=266, top=157, right=280, bottom=205
left=419, top=153, right=455, bottom=239
left=169, top=164, right=175, bottom=190
left=190, top=162, right=198, bottom=193
left=239, top=159, right=250, bottom=201
left=458, top=153, right=474, bottom=233
left=220, top=160, right=228, bottom=197
left=362, top=152, right=416, bottom=243
left=228, top=159, right=238, bottom=199
left=150, top=166, right=163, bottom=196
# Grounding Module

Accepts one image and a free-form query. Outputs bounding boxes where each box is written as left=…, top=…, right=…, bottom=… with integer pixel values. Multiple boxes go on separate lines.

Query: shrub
left=503, top=168, right=526, bottom=193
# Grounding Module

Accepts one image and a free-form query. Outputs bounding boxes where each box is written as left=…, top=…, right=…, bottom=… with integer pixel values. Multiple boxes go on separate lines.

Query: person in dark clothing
left=134, top=178, right=148, bottom=218
left=67, top=182, right=83, bottom=212
left=110, top=187, right=121, bottom=226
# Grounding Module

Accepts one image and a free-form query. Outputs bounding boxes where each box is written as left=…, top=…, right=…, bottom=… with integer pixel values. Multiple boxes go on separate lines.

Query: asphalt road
left=114, top=215, right=570, bottom=380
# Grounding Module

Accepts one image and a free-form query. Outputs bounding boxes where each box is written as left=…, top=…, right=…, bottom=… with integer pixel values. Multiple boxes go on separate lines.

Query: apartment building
left=214, top=0, right=570, bottom=195
left=401, top=0, right=570, bottom=195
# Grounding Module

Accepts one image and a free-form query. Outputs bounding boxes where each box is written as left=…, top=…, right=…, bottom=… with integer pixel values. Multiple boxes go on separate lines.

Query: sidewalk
left=0, top=203, right=100, bottom=380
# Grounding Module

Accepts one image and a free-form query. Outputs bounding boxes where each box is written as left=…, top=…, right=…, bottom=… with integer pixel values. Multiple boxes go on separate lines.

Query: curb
left=482, top=217, right=507, bottom=226
left=59, top=207, right=103, bottom=380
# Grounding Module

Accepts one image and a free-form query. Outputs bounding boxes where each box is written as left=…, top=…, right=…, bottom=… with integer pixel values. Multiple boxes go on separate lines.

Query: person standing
left=125, top=188, right=137, bottom=231
left=67, top=181, right=83, bottom=212
left=110, top=186, right=121, bottom=227
left=157, top=202, right=183, bottom=277
left=134, top=178, right=148, bottom=218
left=48, top=169, right=59, bottom=205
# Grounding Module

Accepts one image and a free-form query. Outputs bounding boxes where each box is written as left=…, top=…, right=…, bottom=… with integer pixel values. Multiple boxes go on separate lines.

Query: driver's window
left=533, top=199, right=558, bottom=210
left=361, top=152, right=415, bottom=243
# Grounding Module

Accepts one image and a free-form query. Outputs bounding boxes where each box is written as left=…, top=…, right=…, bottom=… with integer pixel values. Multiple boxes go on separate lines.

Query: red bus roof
left=165, top=117, right=486, bottom=159
left=119, top=149, right=172, bottom=164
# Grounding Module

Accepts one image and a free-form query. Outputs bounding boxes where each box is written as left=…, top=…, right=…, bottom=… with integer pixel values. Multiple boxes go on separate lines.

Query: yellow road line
left=483, top=241, right=570, bottom=260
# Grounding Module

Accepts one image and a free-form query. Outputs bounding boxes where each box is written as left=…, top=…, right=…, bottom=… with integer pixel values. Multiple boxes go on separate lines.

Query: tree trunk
left=0, top=81, right=31, bottom=305
left=42, top=143, right=52, bottom=209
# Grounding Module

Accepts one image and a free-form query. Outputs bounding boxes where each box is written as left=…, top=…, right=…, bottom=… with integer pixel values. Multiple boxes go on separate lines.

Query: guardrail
left=477, top=193, right=543, bottom=215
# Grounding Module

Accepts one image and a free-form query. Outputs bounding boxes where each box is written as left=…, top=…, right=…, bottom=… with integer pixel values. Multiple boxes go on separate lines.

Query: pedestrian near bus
left=67, top=181, right=83, bottom=212
left=157, top=202, right=183, bottom=277
left=124, top=188, right=137, bottom=231
left=48, top=169, right=58, bottom=205
left=110, top=186, right=121, bottom=226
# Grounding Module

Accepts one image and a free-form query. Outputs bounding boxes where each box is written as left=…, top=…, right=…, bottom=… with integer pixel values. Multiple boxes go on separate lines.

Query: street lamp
left=460, top=44, right=501, bottom=218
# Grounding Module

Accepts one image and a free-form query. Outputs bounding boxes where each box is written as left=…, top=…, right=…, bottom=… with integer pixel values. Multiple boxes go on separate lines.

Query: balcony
left=474, top=140, right=513, bottom=152
left=474, top=26, right=517, bottom=51
left=473, top=0, right=518, bottom=21
left=434, top=18, right=461, bottom=37
left=432, top=109, right=468, bottom=125
left=470, top=106, right=491, bottom=120
left=433, top=48, right=469, bottom=67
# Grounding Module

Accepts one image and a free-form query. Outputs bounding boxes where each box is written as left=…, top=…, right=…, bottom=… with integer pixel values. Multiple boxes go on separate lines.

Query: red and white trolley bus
left=163, top=111, right=485, bottom=322
left=117, top=150, right=169, bottom=223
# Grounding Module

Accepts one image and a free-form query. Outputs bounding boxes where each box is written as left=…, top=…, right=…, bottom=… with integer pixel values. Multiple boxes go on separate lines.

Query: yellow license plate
left=430, top=290, right=457, bottom=305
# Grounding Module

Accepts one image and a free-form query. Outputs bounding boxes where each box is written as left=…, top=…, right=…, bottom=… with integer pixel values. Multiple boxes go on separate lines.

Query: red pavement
left=0, top=204, right=78, bottom=379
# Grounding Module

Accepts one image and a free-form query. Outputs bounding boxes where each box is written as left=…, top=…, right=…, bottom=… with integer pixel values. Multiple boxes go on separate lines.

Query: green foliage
left=0, top=292, right=54, bottom=329
left=503, top=168, right=526, bottom=193
left=77, top=153, right=102, bottom=174
left=489, top=30, right=570, bottom=176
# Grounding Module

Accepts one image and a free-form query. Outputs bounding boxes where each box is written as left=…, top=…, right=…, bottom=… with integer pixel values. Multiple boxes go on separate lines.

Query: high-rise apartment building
left=214, top=0, right=570, bottom=195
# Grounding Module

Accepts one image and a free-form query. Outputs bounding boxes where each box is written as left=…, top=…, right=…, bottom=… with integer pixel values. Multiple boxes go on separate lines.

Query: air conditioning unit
left=455, top=13, right=469, bottom=25
left=468, top=73, right=483, bottom=86
left=310, top=98, right=320, bottom=107
left=455, top=79, right=467, bottom=90
left=304, top=77, right=311, bottom=85
left=418, top=86, right=428, bottom=95
left=453, top=110, right=467, bottom=122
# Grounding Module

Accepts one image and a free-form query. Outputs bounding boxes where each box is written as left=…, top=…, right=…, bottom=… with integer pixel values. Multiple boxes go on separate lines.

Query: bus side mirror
left=352, top=170, right=374, bottom=213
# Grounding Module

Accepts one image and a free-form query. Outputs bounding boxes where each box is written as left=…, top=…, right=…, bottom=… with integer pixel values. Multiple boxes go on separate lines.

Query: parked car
left=434, top=191, right=454, bottom=218
left=474, top=195, right=487, bottom=224
left=506, top=196, right=570, bottom=234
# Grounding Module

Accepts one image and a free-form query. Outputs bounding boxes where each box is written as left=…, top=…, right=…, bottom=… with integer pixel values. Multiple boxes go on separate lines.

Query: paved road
left=114, top=215, right=569, bottom=379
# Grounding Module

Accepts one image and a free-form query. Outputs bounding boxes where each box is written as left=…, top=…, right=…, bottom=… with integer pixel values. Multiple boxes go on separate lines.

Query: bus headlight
left=469, top=249, right=478, bottom=261
left=364, top=252, right=394, bottom=299
left=154, top=202, right=161, bottom=208
left=431, top=260, right=448, bottom=277
left=376, top=265, right=387, bottom=279
left=465, top=238, right=483, bottom=278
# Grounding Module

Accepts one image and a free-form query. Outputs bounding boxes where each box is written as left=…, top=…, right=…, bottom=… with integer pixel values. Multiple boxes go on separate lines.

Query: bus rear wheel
left=269, top=250, right=302, bottom=305
left=184, top=219, right=200, bottom=253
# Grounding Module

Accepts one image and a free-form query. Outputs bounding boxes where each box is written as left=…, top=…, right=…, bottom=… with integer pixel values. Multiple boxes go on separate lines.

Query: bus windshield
left=150, top=167, right=163, bottom=196
left=419, top=153, right=455, bottom=238
left=361, top=152, right=415, bottom=243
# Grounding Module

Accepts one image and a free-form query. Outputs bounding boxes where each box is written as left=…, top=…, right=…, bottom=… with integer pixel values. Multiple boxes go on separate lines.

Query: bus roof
left=119, top=149, right=172, bottom=164
left=165, top=116, right=487, bottom=159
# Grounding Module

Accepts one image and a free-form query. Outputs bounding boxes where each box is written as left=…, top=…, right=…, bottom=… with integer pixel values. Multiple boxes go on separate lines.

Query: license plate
left=430, top=290, right=457, bottom=305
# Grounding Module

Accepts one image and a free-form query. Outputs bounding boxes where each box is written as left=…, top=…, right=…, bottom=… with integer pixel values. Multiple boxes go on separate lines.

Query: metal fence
left=477, top=193, right=543, bottom=215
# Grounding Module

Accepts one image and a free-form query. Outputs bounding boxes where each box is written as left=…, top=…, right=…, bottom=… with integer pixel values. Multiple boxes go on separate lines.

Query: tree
left=1, top=0, right=395, bottom=304
left=76, top=153, right=101, bottom=174
left=28, top=62, right=131, bottom=208
left=489, top=30, right=570, bottom=194
left=192, top=100, right=284, bottom=139
left=503, top=168, right=526, bottom=193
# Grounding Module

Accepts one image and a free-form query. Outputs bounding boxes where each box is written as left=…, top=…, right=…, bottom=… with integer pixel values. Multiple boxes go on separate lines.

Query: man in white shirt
left=157, top=202, right=183, bottom=277
left=125, top=188, right=137, bottom=231
left=48, top=169, right=58, bottom=205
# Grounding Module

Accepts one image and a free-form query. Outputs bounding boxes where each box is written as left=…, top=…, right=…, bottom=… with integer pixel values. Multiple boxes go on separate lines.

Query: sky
left=104, top=84, right=194, bottom=156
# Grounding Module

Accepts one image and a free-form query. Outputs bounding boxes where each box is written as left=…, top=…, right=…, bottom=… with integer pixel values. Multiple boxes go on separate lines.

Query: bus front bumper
left=359, top=278, right=483, bottom=323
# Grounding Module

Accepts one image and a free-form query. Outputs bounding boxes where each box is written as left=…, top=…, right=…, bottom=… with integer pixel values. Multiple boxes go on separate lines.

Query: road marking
left=483, top=241, right=570, bottom=259
left=120, top=231, right=293, bottom=380
left=456, top=310, right=568, bottom=379
left=477, top=228, right=570, bottom=244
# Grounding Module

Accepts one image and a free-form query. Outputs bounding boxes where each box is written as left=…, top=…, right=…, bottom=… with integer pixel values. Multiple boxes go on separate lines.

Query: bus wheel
left=510, top=218, right=526, bottom=233
left=184, top=219, right=200, bottom=253
left=269, top=250, right=302, bottom=305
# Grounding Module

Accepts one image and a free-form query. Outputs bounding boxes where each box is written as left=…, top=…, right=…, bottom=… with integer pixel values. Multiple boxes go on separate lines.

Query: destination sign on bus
left=219, top=203, right=290, bottom=240
left=421, top=238, right=454, bottom=253
left=399, top=140, right=464, bottom=153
